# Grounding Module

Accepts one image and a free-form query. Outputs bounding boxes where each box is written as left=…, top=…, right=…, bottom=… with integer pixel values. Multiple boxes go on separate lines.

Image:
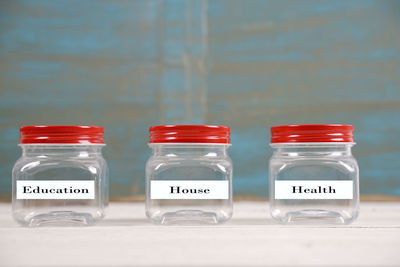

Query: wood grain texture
left=0, top=0, right=399, bottom=199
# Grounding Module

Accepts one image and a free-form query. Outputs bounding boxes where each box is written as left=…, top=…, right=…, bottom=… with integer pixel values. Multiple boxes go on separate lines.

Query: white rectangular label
left=275, top=180, right=353, bottom=200
left=16, top=181, right=95, bottom=200
left=150, top=180, right=229, bottom=200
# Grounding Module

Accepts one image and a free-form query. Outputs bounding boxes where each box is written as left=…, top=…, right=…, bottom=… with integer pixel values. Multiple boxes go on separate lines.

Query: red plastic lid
left=271, top=124, right=354, bottom=143
left=20, top=126, right=105, bottom=144
left=149, top=125, right=230, bottom=144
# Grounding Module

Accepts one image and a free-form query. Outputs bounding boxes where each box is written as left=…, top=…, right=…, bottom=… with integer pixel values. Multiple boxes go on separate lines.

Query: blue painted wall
left=0, top=0, right=399, bottom=200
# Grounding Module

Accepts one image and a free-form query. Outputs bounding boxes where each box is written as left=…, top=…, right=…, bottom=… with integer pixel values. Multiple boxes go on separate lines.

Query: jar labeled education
left=146, top=125, right=233, bottom=224
left=12, top=126, right=108, bottom=226
left=269, top=124, right=359, bottom=224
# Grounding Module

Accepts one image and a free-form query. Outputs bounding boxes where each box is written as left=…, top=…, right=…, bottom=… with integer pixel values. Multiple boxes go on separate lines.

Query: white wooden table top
left=0, top=202, right=399, bottom=267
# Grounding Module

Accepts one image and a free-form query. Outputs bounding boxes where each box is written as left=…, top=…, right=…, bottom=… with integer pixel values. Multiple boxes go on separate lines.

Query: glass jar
left=12, top=126, right=108, bottom=226
left=146, top=125, right=233, bottom=224
left=269, top=124, right=359, bottom=224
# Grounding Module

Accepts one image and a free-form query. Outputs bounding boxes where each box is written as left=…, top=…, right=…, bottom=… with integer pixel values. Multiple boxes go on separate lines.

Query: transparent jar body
left=12, top=144, right=108, bottom=226
left=269, top=143, right=359, bottom=224
left=146, top=143, right=233, bottom=224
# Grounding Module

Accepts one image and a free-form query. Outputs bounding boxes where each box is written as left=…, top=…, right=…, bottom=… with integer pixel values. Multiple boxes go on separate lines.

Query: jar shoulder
left=147, top=154, right=232, bottom=165
left=146, top=155, right=232, bottom=174
left=269, top=155, right=359, bottom=178
left=13, top=155, right=108, bottom=176
left=270, top=153, right=358, bottom=165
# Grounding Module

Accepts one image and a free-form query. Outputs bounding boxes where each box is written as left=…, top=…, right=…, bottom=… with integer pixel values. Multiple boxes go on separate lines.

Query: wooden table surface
left=0, top=202, right=399, bottom=266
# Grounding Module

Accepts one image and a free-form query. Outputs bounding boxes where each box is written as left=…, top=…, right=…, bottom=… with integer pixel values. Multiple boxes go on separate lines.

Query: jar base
left=25, top=211, right=95, bottom=227
left=154, top=209, right=219, bottom=225
left=276, top=209, right=353, bottom=224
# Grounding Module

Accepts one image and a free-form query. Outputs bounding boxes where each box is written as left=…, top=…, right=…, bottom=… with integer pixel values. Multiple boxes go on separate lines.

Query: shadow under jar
left=12, top=126, right=108, bottom=226
left=269, top=124, right=359, bottom=224
left=146, top=125, right=233, bottom=225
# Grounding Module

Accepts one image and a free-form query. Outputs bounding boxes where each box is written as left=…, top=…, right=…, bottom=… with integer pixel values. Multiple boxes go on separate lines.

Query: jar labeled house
left=269, top=124, right=359, bottom=224
left=146, top=125, right=233, bottom=224
left=12, top=126, right=109, bottom=226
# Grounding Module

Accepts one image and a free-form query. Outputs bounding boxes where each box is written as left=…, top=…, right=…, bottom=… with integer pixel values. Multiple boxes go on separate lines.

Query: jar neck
left=271, top=143, right=354, bottom=157
left=20, top=144, right=104, bottom=157
left=150, top=143, right=230, bottom=157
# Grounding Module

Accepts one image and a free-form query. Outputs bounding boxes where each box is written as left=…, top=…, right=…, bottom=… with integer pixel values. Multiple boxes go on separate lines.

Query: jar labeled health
left=12, top=126, right=108, bottom=226
left=146, top=125, right=233, bottom=224
left=269, top=124, right=359, bottom=224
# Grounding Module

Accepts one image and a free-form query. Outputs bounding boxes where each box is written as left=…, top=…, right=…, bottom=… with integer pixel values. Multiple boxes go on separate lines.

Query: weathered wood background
left=0, top=0, right=399, bottom=200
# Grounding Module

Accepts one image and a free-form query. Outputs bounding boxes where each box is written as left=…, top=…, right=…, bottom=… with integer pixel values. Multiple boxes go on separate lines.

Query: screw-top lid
left=149, top=125, right=230, bottom=144
left=20, top=125, right=105, bottom=144
left=270, top=124, right=354, bottom=143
